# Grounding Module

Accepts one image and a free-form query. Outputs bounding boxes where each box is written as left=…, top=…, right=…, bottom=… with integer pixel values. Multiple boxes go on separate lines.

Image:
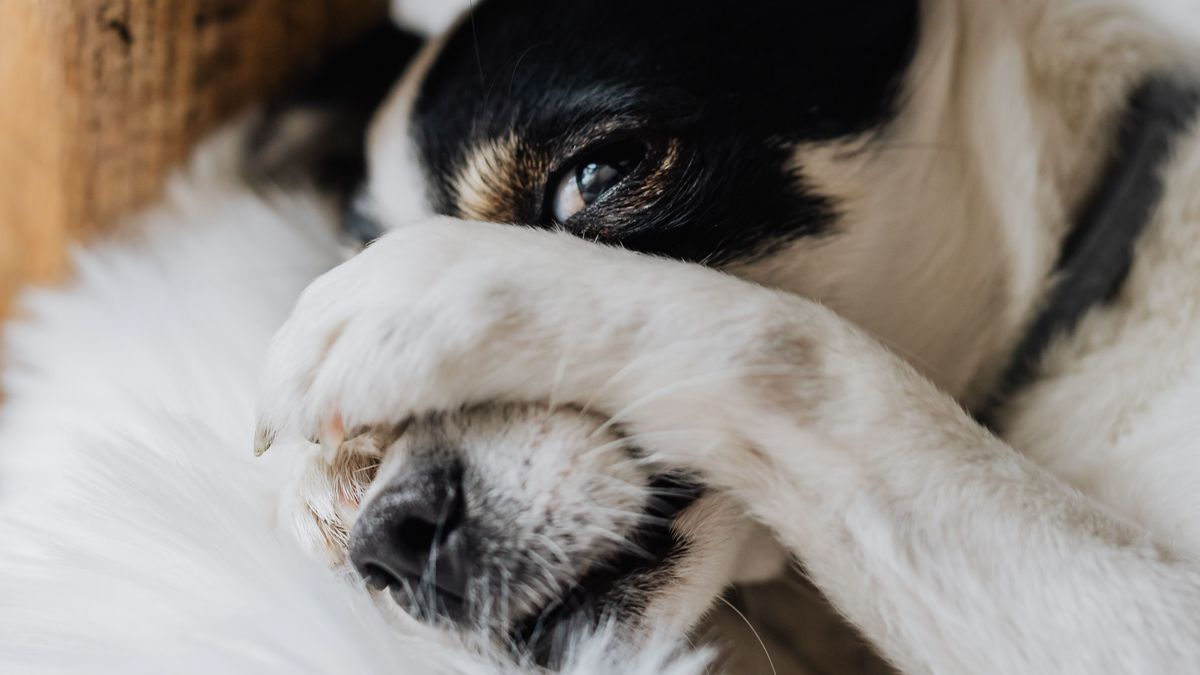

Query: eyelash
left=541, top=138, right=651, bottom=223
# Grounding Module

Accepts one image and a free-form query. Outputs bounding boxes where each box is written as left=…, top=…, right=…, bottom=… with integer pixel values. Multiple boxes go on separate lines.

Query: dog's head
left=281, top=0, right=1027, bottom=665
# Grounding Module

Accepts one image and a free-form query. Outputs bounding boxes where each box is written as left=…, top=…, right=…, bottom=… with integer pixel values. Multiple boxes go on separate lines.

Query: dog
left=4, top=0, right=1200, bottom=673
left=249, top=0, right=1200, bottom=671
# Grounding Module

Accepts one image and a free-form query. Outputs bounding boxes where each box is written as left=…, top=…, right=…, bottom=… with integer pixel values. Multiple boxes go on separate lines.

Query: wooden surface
left=0, top=0, right=388, bottom=317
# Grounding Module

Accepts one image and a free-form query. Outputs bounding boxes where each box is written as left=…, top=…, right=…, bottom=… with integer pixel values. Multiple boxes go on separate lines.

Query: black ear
left=240, top=23, right=423, bottom=201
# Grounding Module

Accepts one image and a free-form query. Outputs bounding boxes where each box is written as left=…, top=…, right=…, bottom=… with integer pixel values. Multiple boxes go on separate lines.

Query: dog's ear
left=239, top=23, right=422, bottom=202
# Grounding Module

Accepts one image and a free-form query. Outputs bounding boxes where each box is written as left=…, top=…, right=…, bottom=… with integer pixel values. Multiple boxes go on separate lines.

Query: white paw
left=254, top=217, right=825, bottom=477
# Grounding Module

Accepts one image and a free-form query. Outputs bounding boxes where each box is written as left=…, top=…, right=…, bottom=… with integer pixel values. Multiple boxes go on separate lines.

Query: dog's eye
left=551, top=142, right=643, bottom=223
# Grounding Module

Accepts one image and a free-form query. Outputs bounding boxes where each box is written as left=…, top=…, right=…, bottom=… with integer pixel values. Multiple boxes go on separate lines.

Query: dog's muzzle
left=350, top=459, right=472, bottom=623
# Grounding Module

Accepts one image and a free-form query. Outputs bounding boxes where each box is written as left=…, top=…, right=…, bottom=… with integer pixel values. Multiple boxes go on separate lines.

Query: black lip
left=511, top=475, right=703, bottom=667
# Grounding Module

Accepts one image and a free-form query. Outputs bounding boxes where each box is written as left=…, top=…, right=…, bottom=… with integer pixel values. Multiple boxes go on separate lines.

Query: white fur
left=0, top=131, right=706, bottom=675
left=257, top=0, right=1200, bottom=673
left=256, top=203, right=1200, bottom=673
left=6, top=0, right=1200, bottom=673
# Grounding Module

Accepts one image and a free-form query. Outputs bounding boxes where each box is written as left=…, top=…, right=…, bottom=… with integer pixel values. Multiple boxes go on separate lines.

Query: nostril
left=348, top=460, right=471, bottom=611
left=360, top=562, right=400, bottom=591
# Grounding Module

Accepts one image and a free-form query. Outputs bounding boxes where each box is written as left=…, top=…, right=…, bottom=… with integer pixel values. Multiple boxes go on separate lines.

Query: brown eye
left=550, top=142, right=644, bottom=223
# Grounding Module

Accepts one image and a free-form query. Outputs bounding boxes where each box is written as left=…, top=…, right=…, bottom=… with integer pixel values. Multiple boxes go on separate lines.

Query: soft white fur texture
left=6, top=1, right=1200, bottom=673
left=259, top=0, right=1200, bottom=673
left=0, top=131, right=707, bottom=675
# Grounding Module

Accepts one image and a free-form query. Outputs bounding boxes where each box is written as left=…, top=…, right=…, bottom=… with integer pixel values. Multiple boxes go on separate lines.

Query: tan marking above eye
left=452, top=133, right=549, bottom=222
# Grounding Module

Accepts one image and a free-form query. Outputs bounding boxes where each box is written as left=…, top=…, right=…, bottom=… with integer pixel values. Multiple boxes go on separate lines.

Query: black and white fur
left=6, top=0, right=1200, bottom=673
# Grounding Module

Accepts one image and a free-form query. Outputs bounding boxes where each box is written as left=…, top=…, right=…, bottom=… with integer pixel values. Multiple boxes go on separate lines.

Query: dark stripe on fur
left=981, top=76, right=1200, bottom=427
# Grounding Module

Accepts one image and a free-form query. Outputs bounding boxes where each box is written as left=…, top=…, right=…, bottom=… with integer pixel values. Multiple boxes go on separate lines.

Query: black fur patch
left=405, top=0, right=920, bottom=263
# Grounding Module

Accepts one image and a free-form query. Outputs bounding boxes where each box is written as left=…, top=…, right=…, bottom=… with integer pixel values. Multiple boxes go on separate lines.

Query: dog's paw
left=253, top=217, right=829, bottom=479
left=255, top=218, right=539, bottom=452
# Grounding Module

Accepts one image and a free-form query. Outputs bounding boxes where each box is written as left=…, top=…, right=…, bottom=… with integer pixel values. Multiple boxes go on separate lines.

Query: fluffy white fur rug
left=0, top=131, right=708, bottom=674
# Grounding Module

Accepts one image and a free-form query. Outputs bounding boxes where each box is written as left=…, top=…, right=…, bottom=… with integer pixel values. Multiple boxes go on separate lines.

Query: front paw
left=253, top=217, right=574, bottom=453
left=253, top=217, right=829, bottom=476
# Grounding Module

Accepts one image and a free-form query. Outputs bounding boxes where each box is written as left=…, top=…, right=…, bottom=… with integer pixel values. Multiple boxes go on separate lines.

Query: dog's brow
left=452, top=133, right=540, bottom=222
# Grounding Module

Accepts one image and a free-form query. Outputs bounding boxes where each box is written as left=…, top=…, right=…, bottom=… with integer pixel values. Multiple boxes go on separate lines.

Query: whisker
left=352, top=462, right=381, bottom=476
left=578, top=349, right=657, bottom=418
left=717, top=595, right=778, bottom=675
left=587, top=506, right=670, bottom=530
left=579, top=428, right=715, bottom=462
left=467, top=0, right=486, bottom=89
left=536, top=533, right=572, bottom=567
left=400, top=578, right=423, bottom=621
left=582, top=525, right=654, bottom=560
left=527, top=549, right=565, bottom=597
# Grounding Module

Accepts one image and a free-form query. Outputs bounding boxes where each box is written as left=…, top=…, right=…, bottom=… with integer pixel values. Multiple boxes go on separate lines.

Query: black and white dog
left=5, top=1, right=1200, bottom=673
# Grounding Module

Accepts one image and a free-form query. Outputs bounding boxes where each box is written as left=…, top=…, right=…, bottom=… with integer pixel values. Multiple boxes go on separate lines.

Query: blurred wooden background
left=0, top=0, right=388, bottom=318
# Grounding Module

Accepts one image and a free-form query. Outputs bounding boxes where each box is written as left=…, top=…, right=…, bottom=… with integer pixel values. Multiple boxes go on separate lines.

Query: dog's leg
left=688, top=330, right=1200, bottom=675
left=256, top=219, right=1200, bottom=675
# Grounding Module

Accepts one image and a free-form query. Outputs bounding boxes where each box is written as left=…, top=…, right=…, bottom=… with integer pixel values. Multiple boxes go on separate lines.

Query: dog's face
left=286, top=0, right=936, bottom=665
left=372, top=0, right=919, bottom=262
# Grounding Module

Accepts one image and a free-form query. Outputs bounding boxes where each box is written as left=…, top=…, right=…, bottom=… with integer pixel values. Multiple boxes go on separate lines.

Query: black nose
left=349, top=461, right=470, bottom=620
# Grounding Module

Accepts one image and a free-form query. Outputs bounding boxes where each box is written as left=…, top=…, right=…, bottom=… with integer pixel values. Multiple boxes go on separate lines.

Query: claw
left=319, top=413, right=346, bottom=463
left=253, top=426, right=275, bottom=457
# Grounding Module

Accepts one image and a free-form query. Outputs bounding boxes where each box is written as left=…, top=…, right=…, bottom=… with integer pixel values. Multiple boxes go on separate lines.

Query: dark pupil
left=576, top=162, right=626, bottom=205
